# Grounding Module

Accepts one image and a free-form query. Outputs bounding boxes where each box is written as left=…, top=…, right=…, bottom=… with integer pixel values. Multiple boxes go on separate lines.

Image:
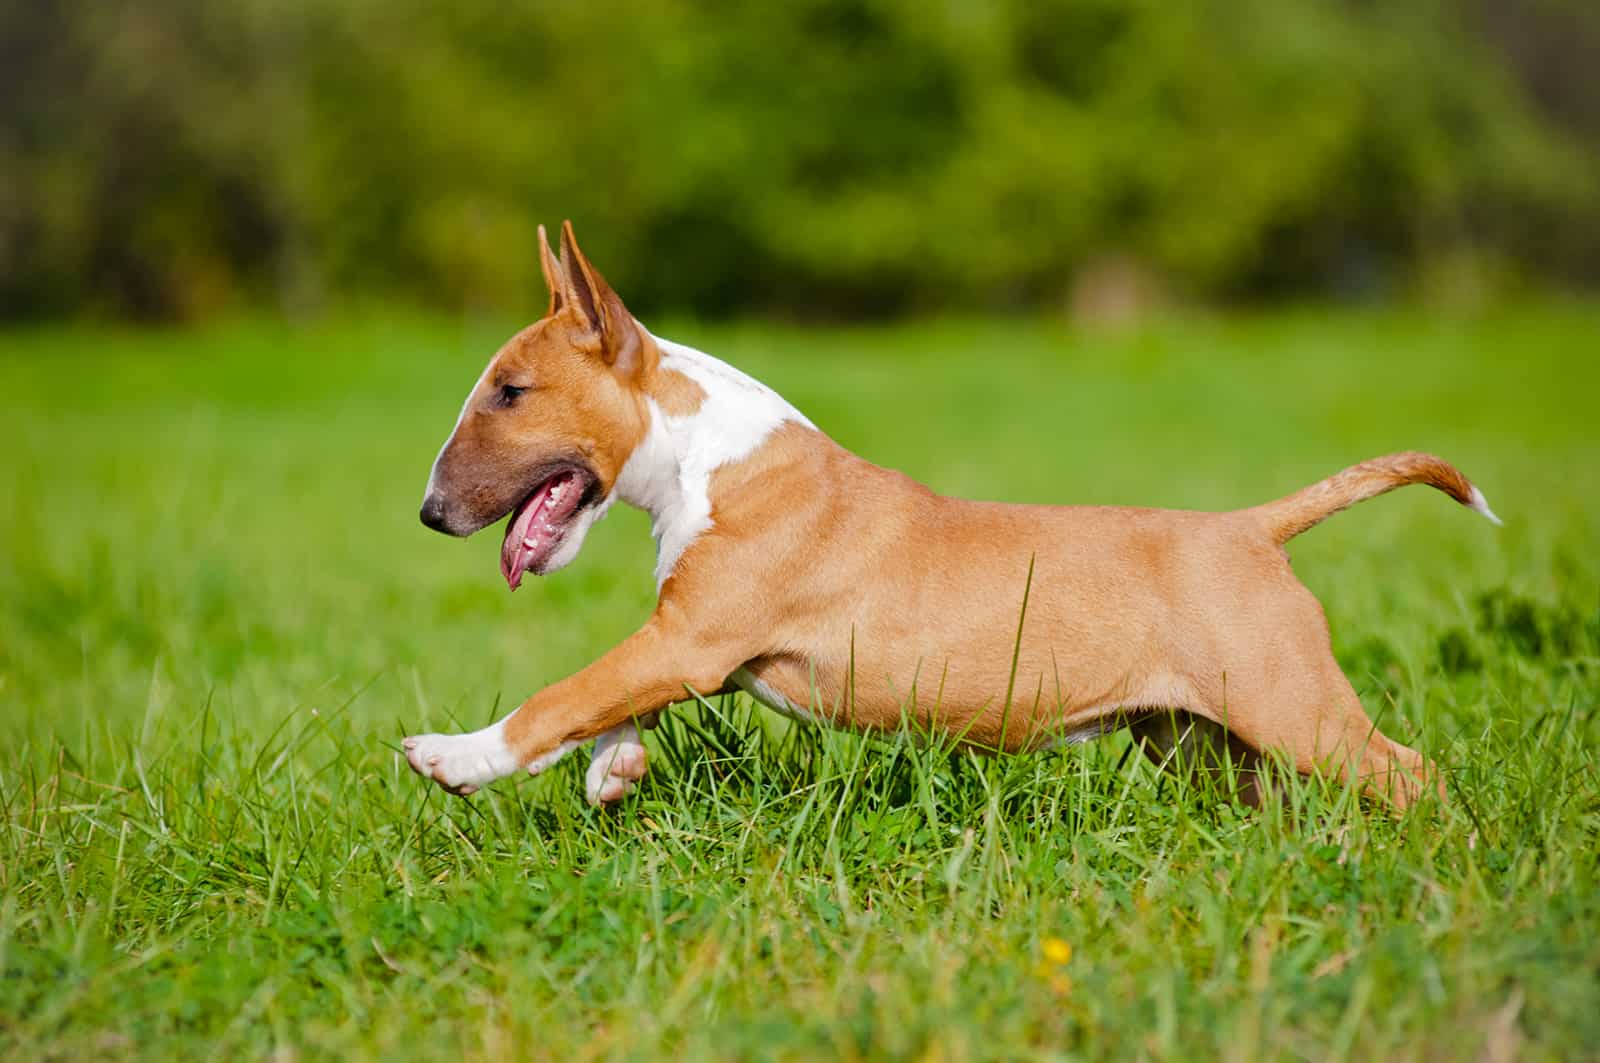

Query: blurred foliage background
left=2, top=0, right=1597, bottom=322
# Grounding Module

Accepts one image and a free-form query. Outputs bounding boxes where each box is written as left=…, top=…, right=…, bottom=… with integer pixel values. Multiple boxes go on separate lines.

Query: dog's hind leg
left=1223, top=671, right=1438, bottom=809
left=1196, top=590, right=1443, bottom=811
left=1289, top=662, right=1440, bottom=809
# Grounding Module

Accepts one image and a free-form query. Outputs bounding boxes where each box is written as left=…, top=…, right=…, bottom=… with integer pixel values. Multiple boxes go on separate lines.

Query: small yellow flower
left=1041, top=937, right=1072, bottom=965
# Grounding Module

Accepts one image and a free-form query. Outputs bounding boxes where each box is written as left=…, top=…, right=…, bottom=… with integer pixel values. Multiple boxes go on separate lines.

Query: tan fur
left=1250, top=451, right=1477, bottom=544
left=651, top=368, right=707, bottom=416
left=421, top=224, right=1496, bottom=811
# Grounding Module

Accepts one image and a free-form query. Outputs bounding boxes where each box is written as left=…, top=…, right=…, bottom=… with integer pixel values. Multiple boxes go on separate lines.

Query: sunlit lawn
left=1, top=304, right=1596, bottom=1059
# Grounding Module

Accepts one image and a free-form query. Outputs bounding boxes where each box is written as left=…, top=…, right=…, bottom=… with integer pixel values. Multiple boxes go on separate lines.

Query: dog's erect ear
left=537, top=224, right=565, bottom=317
left=558, top=220, right=647, bottom=375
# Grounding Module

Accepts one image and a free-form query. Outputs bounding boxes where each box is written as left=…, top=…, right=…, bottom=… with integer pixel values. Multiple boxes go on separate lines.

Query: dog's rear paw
left=403, top=727, right=515, bottom=796
left=586, top=729, right=649, bottom=806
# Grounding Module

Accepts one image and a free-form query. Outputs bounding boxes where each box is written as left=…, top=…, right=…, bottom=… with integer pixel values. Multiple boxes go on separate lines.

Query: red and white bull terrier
left=405, top=222, right=1498, bottom=810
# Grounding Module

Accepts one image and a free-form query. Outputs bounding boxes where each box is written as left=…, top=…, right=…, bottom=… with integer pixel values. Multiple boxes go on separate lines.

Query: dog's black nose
left=419, top=493, right=451, bottom=533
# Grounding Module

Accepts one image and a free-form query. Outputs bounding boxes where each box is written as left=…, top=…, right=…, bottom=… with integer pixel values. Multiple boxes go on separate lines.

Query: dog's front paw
left=402, top=727, right=516, bottom=796
left=586, top=725, right=649, bottom=806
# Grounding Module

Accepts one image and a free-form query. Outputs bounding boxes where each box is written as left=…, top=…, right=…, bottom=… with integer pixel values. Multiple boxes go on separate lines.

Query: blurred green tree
left=1, top=0, right=1594, bottom=320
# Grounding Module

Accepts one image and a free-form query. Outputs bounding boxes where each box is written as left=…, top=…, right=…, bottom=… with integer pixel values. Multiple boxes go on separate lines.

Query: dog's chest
left=619, top=335, right=814, bottom=590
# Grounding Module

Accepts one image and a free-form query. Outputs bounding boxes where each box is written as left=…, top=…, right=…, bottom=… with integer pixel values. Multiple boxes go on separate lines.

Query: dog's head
left=419, top=221, right=658, bottom=589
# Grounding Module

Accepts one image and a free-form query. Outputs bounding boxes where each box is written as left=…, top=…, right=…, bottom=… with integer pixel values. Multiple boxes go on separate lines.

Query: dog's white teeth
left=523, top=537, right=536, bottom=549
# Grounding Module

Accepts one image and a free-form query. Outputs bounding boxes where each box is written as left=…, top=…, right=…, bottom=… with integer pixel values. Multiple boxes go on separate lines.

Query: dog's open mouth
left=499, top=465, right=599, bottom=590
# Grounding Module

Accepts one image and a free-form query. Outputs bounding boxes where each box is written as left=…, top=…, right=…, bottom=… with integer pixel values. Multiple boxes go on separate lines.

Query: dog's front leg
left=586, top=720, right=650, bottom=807
left=404, top=617, right=742, bottom=799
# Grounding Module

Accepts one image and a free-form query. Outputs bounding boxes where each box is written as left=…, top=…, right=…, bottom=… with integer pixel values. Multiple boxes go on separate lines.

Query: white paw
left=586, top=723, right=650, bottom=806
left=402, top=723, right=517, bottom=796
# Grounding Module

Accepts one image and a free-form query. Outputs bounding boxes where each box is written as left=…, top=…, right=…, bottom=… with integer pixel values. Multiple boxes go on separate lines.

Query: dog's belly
left=728, top=655, right=1162, bottom=752
left=729, top=665, right=824, bottom=726
left=1035, top=719, right=1124, bottom=749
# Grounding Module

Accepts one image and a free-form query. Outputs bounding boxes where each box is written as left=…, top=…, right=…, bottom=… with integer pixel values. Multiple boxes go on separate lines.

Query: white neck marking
left=613, top=333, right=814, bottom=589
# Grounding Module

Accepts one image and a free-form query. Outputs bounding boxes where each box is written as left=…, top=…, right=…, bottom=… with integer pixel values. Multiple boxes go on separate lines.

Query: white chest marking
left=614, top=334, right=814, bottom=588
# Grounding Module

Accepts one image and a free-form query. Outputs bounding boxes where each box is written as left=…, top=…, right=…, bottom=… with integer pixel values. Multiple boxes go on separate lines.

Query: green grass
left=1, top=305, right=1597, bottom=1060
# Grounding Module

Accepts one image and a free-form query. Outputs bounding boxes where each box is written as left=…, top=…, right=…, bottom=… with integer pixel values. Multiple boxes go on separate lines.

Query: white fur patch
left=730, top=666, right=823, bottom=726
left=526, top=738, right=580, bottom=776
left=423, top=360, right=494, bottom=502
left=614, top=335, right=814, bottom=588
left=403, top=718, right=519, bottom=792
left=403, top=718, right=580, bottom=792
left=1035, top=720, right=1119, bottom=750
left=536, top=495, right=616, bottom=575
left=1468, top=485, right=1503, bottom=526
left=586, top=721, right=649, bottom=805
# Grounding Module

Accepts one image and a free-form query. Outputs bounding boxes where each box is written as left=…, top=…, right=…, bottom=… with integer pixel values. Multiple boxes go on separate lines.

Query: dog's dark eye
left=497, top=384, right=528, bottom=406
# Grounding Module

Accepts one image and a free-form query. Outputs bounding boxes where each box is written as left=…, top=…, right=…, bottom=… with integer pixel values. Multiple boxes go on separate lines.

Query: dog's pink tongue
left=500, top=484, right=551, bottom=591
left=499, top=473, right=588, bottom=590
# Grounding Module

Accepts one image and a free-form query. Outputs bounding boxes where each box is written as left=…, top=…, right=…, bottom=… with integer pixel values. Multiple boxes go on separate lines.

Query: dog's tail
left=1250, top=451, right=1501, bottom=545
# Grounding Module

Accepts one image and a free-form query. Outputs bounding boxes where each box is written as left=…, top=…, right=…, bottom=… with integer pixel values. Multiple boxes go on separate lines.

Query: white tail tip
left=1468, top=485, right=1503, bottom=526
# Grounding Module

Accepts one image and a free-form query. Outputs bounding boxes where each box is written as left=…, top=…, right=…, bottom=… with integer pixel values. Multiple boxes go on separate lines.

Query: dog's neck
left=611, top=332, right=813, bottom=589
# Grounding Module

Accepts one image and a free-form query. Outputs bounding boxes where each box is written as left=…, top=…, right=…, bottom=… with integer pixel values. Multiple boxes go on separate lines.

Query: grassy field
left=1, top=306, right=1597, bottom=1060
